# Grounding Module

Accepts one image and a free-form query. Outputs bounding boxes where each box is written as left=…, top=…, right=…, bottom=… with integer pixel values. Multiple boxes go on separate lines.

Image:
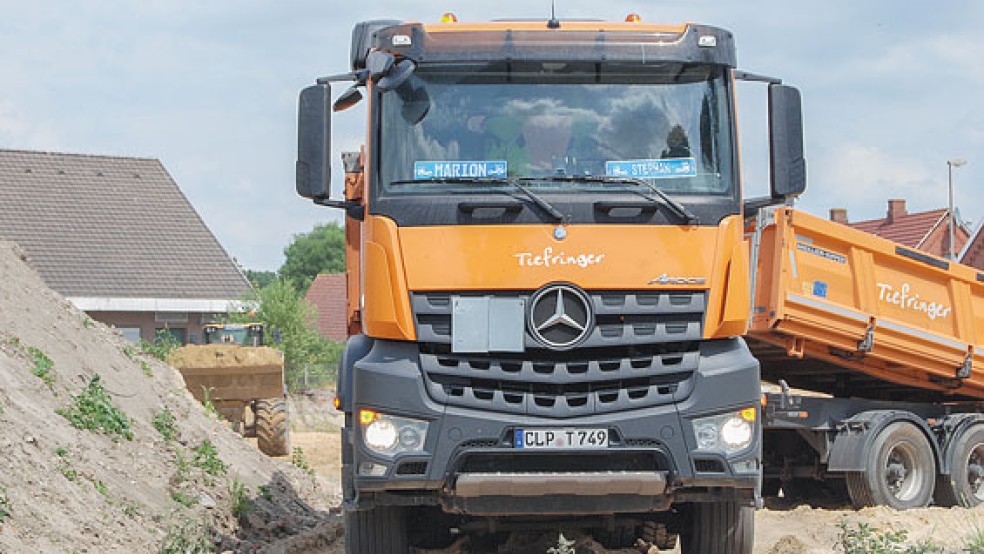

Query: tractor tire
left=679, top=501, right=753, bottom=554
left=845, top=421, right=935, bottom=509
left=255, top=398, right=289, bottom=457
left=934, top=425, right=984, bottom=507
left=345, top=506, right=408, bottom=554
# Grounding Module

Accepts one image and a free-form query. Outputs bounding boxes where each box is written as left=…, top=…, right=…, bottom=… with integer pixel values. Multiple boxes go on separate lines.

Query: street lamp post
left=948, top=158, right=967, bottom=260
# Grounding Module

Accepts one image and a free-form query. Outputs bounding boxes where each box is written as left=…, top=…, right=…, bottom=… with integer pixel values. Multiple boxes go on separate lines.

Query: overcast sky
left=2, top=1, right=981, bottom=270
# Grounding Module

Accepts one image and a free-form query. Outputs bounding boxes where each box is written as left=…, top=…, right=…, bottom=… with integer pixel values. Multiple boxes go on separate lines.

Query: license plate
left=514, top=428, right=609, bottom=450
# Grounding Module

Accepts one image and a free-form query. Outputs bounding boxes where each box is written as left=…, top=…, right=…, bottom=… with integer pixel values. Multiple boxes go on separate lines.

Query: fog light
left=358, top=462, right=388, bottom=477
left=696, top=423, right=718, bottom=449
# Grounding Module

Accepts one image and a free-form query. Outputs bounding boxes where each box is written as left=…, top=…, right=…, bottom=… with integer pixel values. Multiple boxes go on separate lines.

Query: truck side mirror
left=768, top=84, right=806, bottom=199
left=296, top=84, right=331, bottom=199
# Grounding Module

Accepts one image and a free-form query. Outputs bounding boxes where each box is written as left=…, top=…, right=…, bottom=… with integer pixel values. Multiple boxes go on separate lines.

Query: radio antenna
left=547, top=0, right=560, bottom=28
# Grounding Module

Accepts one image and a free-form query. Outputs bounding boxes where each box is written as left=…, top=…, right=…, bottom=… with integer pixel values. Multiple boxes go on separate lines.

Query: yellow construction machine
left=169, top=323, right=289, bottom=456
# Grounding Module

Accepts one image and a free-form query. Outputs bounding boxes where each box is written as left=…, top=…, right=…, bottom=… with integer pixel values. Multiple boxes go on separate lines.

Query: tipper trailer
left=748, top=207, right=984, bottom=510
left=293, top=13, right=984, bottom=554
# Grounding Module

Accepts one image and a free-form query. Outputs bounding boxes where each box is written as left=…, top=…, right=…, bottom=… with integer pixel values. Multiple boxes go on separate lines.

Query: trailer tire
left=345, top=506, right=408, bottom=554
left=846, top=421, right=935, bottom=509
left=255, top=398, right=289, bottom=457
left=934, top=425, right=984, bottom=507
left=679, top=502, right=753, bottom=554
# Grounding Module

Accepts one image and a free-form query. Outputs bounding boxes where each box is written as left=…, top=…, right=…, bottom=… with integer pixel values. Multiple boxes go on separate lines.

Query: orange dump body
left=748, top=207, right=984, bottom=401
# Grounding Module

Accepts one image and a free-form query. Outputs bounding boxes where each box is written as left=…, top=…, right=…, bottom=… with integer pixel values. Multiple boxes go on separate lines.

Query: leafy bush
left=140, top=330, right=181, bottom=362
left=57, top=375, right=133, bottom=440
left=227, top=278, right=342, bottom=392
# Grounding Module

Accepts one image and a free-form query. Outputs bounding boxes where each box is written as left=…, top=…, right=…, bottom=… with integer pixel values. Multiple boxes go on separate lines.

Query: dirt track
left=291, top=423, right=984, bottom=554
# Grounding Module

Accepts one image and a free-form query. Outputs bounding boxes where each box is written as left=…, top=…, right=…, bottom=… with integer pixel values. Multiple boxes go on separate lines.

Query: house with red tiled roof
left=829, top=199, right=971, bottom=259
left=305, top=273, right=347, bottom=342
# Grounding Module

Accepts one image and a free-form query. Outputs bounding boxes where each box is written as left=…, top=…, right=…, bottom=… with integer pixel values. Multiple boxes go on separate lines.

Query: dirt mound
left=169, top=345, right=284, bottom=369
left=0, top=241, right=342, bottom=553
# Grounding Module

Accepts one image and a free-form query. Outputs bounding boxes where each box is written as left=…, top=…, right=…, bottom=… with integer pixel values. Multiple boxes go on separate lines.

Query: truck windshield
left=377, top=62, right=734, bottom=199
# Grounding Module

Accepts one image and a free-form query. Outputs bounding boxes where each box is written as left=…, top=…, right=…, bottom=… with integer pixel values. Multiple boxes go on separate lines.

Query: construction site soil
left=1, top=239, right=981, bottom=553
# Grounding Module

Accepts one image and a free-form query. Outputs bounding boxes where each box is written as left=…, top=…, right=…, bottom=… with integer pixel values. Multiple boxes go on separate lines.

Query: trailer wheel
left=255, top=398, right=289, bottom=457
left=935, top=425, right=984, bottom=507
left=846, top=422, right=935, bottom=509
left=679, top=502, right=753, bottom=554
left=345, top=506, right=408, bottom=554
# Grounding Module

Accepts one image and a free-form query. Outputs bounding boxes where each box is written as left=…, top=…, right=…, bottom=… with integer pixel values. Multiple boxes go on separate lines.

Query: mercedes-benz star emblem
left=528, top=284, right=593, bottom=350
left=553, top=226, right=567, bottom=241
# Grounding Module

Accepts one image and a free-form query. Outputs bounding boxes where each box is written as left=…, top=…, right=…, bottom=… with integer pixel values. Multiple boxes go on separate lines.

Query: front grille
left=420, top=347, right=697, bottom=417
left=413, top=290, right=704, bottom=417
left=412, top=290, right=707, bottom=348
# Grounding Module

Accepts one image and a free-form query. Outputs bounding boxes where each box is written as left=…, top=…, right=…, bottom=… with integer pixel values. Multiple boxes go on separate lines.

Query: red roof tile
left=305, top=273, right=347, bottom=342
left=849, top=209, right=947, bottom=249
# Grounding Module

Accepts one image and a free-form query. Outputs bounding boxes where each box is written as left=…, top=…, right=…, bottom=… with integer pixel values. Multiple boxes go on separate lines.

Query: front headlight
left=691, top=407, right=757, bottom=455
left=359, top=409, right=429, bottom=458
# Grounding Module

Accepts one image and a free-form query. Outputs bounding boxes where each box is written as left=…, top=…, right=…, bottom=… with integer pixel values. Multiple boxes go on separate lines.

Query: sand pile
left=0, top=241, right=342, bottom=553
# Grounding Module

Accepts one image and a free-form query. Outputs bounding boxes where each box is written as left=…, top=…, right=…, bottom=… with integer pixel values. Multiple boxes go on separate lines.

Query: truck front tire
left=846, top=421, right=935, bottom=509
left=679, top=501, right=753, bottom=554
left=345, top=506, right=408, bottom=554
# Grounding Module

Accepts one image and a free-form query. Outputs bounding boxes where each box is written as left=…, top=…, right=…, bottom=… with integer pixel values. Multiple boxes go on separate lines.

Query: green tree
left=279, top=223, right=345, bottom=292
left=229, top=279, right=341, bottom=390
left=245, top=269, right=276, bottom=289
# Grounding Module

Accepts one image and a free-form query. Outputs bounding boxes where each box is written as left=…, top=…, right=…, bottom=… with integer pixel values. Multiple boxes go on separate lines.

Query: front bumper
left=344, top=337, right=761, bottom=514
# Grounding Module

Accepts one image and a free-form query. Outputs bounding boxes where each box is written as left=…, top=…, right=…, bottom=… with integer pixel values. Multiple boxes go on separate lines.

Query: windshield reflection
left=378, top=63, right=733, bottom=197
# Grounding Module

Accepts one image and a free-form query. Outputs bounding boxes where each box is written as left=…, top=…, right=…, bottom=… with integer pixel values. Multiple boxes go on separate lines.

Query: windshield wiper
left=519, top=175, right=699, bottom=224
left=390, top=177, right=565, bottom=222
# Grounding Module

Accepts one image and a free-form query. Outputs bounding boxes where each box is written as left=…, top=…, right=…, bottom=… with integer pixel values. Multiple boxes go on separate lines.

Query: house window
left=118, top=327, right=142, bottom=344
left=156, top=327, right=187, bottom=345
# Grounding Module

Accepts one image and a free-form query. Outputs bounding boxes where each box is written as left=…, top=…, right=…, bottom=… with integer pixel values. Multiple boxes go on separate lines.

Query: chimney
left=886, top=199, right=907, bottom=224
left=829, top=208, right=849, bottom=224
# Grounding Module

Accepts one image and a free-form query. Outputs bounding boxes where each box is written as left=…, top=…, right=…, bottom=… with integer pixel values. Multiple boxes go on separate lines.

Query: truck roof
left=368, top=20, right=736, bottom=68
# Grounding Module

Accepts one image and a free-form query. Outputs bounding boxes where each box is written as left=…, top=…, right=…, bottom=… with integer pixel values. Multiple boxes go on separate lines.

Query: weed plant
left=0, top=487, right=10, bottom=523
left=153, top=407, right=178, bottom=442
left=27, top=346, right=54, bottom=387
left=170, top=490, right=198, bottom=508
left=57, top=375, right=133, bottom=440
left=230, top=480, right=252, bottom=520
left=192, top=440, right=227, bottom=476
left=290, top=447, right=313, bottom=475
left=140, top=330, right=180, bottom=362
left=159, top=520, right=211, bottom=554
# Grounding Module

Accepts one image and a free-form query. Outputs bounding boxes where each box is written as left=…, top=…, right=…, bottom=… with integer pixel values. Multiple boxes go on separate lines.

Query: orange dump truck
left=293, top=13, right=982, bottom=554
left=748, top=207, right=984, bottom=510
